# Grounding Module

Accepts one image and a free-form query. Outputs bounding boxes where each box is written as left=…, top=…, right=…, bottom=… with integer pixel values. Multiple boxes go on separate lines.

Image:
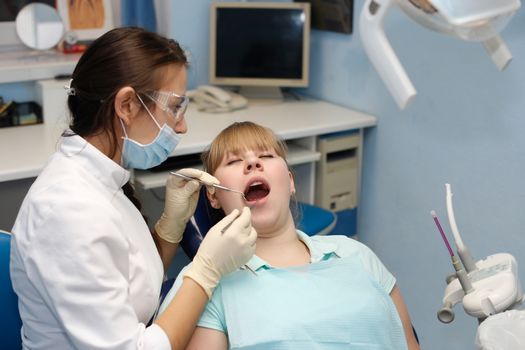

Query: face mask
left=120, top=97, right=181, bottom=169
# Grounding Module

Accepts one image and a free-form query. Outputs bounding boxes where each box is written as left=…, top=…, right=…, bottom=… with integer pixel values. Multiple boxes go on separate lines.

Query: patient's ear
left=206, top=190, right=221, bottom=209
left=289, top=171, right=296, bottom=195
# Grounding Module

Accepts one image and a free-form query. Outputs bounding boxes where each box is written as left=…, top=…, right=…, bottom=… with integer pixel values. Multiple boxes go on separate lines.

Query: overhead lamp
left=359, top=0, right=521, bottom=109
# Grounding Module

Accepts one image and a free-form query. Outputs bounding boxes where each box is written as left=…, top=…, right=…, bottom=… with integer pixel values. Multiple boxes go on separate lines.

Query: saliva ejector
left=431, top=184, right=523, bottom=324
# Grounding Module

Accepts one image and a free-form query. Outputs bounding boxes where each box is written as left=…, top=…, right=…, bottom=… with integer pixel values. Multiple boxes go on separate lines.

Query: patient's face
left=209, top=147, right=295, bottom=234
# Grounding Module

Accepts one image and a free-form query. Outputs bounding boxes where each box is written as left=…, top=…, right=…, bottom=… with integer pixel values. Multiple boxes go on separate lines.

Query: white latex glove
left=155, top=168, right=219, bottom=244
left=184, top=207, right=257, bottom=298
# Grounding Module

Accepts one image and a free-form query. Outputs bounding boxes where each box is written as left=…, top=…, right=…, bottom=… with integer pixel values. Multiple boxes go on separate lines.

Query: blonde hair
left=201, top=121, right=301, bottom=224
left=202, top=121, right=288, bottom=174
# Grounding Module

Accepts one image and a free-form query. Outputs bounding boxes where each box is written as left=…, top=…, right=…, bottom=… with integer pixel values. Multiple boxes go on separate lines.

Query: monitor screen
left=209, top=2, right=310, bottom=94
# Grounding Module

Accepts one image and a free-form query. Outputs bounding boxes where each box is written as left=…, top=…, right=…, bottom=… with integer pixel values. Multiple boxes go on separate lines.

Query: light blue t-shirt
left=160, top=231, right=406, bottom=349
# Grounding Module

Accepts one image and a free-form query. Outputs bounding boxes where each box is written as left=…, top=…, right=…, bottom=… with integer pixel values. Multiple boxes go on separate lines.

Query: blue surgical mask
left=120, top=96, right=181, bottom=169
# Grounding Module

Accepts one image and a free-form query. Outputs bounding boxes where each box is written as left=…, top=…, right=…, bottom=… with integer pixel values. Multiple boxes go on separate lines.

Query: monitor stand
left=239, top=86, right=283, bottom=102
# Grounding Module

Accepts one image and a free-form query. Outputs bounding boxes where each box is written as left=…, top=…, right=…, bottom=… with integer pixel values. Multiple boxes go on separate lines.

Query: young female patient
left=160, top=121, right=420, bottom=350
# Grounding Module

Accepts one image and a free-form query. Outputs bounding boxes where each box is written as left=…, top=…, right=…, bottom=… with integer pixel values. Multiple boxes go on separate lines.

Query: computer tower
left=315, top=130, right=360, bottom=236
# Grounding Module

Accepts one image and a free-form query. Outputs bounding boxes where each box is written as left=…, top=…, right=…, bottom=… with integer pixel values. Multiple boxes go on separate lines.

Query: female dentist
left=9, top=27, right=256, bottom=350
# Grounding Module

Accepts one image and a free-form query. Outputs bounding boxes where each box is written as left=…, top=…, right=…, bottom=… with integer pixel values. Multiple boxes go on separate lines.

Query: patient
left=159, top=121, right=420, bottom=350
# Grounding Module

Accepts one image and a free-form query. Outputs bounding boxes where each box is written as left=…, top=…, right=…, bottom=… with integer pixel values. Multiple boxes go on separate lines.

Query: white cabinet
left=35, top=78, right=70, bottom=128
left=0, top=50, right=79, bottom=84
left=0, top=52, right=77, bottom=137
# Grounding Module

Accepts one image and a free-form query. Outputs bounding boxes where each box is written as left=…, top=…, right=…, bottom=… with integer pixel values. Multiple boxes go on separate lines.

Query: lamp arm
left=483, top=35, right=513, bottom=71
left=359, top=0, right=416, bottom=109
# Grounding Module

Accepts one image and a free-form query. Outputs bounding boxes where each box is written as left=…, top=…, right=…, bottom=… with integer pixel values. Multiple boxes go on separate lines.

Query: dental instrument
left=170, top=171, right=258, bottom=275
left=170, top=171, right=256, bottom=217
left=431, top=210, right=472, bottom=323
left=170, top=171, right=248, bottom=202
left=432, top=184, right=522, bottom=325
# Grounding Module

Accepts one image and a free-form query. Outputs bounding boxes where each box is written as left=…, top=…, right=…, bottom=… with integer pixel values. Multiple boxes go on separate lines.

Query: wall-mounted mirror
left=15, top=3, right=64, bottom=50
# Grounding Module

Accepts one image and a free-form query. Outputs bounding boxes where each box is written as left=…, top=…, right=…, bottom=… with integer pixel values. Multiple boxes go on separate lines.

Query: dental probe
left=170, top=171, right=255, bottom=214
left=170, top=171, right=248, bottom=201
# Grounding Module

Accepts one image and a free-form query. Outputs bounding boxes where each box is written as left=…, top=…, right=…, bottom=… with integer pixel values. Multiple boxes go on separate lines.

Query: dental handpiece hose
left=445, top=184, right=477, bottom=273
left=451, top=255, right=473, bottom=294
left=431, top=210, right=473, bottom=294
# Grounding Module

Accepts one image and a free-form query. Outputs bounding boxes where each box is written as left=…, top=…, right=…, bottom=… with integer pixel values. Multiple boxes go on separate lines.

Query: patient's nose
left=244, top=156, right=263, bottom=173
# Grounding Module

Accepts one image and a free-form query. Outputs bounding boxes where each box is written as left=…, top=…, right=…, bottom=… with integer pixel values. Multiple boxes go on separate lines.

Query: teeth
left=249, top=182, right=263, bottom=187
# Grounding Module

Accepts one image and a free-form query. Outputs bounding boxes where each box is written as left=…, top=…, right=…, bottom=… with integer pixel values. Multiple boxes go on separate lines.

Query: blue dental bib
left=207, top=256, right=408, bottom=350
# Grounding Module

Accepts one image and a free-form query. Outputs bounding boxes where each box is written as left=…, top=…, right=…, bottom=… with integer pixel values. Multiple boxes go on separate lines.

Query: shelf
left=133, top=143, right=320, bottom=190
left=286, top=143, right=321, bottom=166
left=0, top=50, right=80, bottom=84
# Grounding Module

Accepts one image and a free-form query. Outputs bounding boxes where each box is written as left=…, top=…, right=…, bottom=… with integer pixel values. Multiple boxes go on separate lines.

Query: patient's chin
left=251, top=215, right=283, bottom=236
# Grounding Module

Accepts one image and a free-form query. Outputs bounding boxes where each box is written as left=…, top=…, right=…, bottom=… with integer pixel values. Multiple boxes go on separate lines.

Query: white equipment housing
left=359, top=0, right=521, bottom=109
left=437, top=184, right=523, bottom=324
left=439, top=253, right=522, bottom=322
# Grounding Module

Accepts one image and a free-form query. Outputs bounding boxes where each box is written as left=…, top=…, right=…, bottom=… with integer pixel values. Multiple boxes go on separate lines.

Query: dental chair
left=0, top=230, right=23, bottom=348
left=179, top=188, right=337, bottom=260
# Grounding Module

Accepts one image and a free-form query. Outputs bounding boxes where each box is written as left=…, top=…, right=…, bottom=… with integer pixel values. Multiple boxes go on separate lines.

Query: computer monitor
left=209, top=2, right=310, bottom=99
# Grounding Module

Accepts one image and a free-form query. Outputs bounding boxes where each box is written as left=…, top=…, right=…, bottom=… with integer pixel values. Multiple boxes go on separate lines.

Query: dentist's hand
left=184, top=207, right=257, bottom=298
left=155, top=168, right=219, bottom=244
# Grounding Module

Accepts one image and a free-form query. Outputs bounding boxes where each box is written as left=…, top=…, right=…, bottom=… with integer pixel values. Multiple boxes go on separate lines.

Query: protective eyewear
left=144, top=90, right=189, bottom=121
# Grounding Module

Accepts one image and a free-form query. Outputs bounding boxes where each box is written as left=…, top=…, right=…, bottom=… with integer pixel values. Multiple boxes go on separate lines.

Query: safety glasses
left=144, top=90, right=189, bottom=122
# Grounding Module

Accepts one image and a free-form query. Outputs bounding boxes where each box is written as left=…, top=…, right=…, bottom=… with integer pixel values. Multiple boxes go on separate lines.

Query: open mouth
left=244, top=179, right=270, bottom=202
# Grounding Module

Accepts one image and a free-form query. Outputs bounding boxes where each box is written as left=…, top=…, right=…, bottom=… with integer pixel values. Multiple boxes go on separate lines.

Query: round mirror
left=15, top=3, right=64, bottom=50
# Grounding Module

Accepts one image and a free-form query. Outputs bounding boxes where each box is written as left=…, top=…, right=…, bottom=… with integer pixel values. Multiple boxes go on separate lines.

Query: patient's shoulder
left=311, top=235, right=395, bottom=290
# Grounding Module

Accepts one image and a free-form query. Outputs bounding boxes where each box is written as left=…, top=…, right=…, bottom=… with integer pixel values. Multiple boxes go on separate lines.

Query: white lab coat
left=10, top=134, right=170, bottom=349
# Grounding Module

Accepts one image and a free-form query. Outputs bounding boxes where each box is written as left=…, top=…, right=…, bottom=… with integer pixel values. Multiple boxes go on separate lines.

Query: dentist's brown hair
left=66, top=27, right=187, bottom=159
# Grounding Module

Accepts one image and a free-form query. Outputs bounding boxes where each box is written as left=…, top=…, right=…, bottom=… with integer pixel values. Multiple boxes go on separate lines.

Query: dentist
left=10, top=27, right=256, bottom=350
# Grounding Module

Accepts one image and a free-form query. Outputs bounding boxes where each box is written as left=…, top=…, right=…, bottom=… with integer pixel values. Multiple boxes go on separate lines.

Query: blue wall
left=303, top=2, right=525, bottom=349
left=155, top=0, right=213, bottom=90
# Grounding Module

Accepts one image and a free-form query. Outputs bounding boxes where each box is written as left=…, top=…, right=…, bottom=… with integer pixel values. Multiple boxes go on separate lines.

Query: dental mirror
left=15, top=3, right=64, bottom=50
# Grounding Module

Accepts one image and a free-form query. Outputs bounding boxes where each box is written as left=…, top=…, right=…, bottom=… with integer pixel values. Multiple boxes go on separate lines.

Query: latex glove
left=155, top=168, right=219, bottom=244
left=184, top=207, right=257, bottom=298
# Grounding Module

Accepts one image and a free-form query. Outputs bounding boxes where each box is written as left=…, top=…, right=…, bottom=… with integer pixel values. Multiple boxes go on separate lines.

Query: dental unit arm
left=433, top=184, right=523, bottom=324
left=359, top=0, right=521, bottom=109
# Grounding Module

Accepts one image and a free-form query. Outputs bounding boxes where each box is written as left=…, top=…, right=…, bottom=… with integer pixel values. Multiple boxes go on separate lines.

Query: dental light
left=359, top=0, right=522, bottom=109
